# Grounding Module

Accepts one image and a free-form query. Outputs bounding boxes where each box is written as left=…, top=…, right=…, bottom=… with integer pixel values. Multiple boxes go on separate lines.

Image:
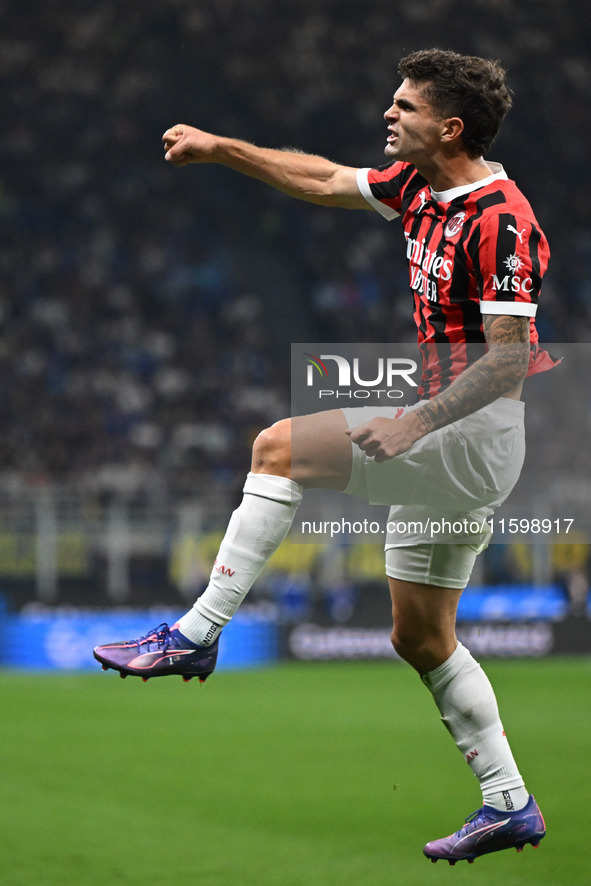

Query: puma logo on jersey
left=416, top=190, right=428, bottom=212
left=507, top=224, right=526, bottom=243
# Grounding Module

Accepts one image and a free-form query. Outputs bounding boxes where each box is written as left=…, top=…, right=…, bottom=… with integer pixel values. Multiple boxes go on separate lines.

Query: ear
left=441, top=116, right=465, bottom=144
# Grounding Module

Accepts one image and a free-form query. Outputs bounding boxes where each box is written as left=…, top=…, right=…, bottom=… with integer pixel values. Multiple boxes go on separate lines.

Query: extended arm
left=162, top=124, right=368, bottom=209
left=347, top=314, right=530, bottom=461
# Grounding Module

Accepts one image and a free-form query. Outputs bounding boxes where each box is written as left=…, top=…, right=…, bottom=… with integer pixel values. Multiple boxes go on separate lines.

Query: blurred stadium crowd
left=1, top=0, right=590, bottom=509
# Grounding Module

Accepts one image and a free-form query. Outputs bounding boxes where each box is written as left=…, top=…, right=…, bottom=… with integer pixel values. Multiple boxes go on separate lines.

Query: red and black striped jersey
left=356, top=161, right=554, bottom=398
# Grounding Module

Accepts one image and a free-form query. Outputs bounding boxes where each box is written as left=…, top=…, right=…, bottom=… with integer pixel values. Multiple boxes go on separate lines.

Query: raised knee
left=391, top=623, right=438, bottom=673
left=390, top=624, right=420, bottom=665
left=252, top=419, right=291, bottom=475
left=391, top=623, right=457, bottom=674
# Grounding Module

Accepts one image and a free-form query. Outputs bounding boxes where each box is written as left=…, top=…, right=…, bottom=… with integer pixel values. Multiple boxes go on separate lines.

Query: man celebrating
left=95, top=49, right=551, bottom=864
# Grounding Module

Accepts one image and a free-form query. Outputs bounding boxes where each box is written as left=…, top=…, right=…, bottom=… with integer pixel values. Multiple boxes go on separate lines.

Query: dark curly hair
left=398, top=49, right=513, bottom=157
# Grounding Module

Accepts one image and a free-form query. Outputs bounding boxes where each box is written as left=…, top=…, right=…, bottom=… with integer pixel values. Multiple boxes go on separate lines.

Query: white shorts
left=341, top=398, right=525, bottom=585
left=384, top=542, right=486, bottom=589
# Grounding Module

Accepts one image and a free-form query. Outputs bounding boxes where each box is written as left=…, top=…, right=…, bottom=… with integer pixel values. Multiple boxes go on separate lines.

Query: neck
left=416, top=154, right=492, bottom=193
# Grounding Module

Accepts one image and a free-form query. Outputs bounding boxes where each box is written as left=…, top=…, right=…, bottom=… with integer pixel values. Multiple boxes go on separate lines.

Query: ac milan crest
left=444, top=211, right=466, bottom=238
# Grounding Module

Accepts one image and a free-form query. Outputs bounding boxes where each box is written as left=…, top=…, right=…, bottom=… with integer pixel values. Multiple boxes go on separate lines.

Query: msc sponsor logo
left=490, top=274, right=534, bottom=294
left=490, top=254, right=533, bottom=293
left=504, top=252, right=524, bottom=273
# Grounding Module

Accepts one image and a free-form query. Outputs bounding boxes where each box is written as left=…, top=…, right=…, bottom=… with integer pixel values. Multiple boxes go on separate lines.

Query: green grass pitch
left=1, top=657, right=588, bottom=886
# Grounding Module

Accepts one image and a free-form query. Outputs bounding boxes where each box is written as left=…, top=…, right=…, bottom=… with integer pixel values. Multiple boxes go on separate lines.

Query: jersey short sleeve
left=356, top=162, right=420, bottom=221
left=472, top=212, right=550, bottom=318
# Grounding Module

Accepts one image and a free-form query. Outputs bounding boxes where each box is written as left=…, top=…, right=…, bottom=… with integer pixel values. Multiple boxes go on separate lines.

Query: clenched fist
left=162, top=124, right=220, bottom=166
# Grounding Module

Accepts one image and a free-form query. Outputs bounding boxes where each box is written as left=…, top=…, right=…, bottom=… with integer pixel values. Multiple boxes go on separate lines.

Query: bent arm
left=413, top=314, right=530, bottom=435
left=163, top=124, right=368, bottom=209
left=347, top=315, right=530, bottom=461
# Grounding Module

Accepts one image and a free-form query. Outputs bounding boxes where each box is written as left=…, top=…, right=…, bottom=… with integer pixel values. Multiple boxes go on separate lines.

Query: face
left=383, top=79, right=446, bottom=164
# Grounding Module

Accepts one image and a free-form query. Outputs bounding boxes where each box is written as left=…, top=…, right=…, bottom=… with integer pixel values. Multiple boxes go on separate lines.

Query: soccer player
left=95, top=49, right=551, bottom=863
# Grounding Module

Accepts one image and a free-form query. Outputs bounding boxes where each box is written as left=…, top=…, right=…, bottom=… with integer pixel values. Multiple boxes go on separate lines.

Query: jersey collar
left=430, top=162, right=508, bottom=204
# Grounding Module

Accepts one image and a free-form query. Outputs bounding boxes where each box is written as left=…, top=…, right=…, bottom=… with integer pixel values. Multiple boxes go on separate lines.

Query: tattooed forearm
left=415, top=315, right=530, bottom=434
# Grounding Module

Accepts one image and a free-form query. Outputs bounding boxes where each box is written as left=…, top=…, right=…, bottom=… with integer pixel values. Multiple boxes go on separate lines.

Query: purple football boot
left=423, top=795, right=546, bottom=865
left=93, top=622, right=219, bottom=683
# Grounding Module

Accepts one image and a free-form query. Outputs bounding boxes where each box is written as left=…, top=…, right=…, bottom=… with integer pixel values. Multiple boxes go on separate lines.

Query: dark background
left=2, top=0, right=589, bottom=503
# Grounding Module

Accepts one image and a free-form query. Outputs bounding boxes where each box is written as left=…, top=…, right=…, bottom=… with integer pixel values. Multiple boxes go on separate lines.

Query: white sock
left=178, top=472, right=303, bottom=646
left=422, top=643, right=530, bottom=812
